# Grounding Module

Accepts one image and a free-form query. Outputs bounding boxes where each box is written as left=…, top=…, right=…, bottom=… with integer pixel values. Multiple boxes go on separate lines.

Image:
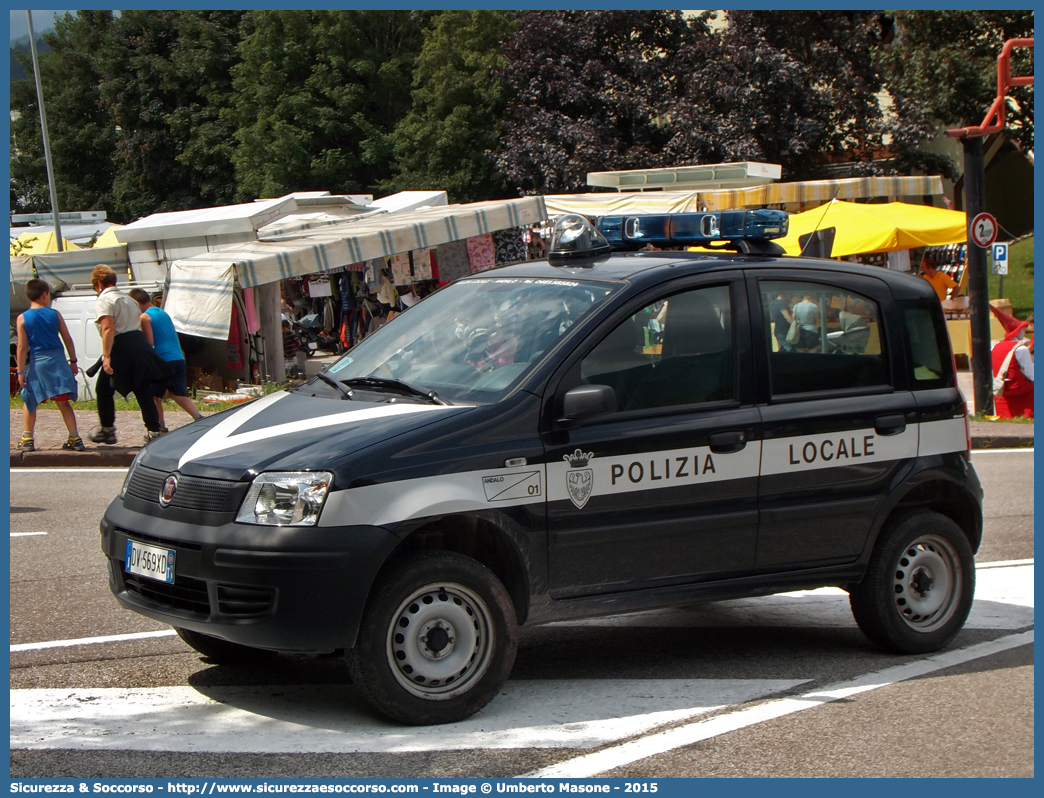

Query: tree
left=666, top=11, right=946, bottom=179
left=230, top=10, right=430, bottom=200
left=97, top=10, right=244, bottom=220
left=10, top=11, right=119, bottom=216
left=10, top=10, right=244, bottom=222
left=384, top=10, right=515, bottom=202
left=495, top=11, right=695, bottom=195
left=875, top=11, right=1034, bottom=154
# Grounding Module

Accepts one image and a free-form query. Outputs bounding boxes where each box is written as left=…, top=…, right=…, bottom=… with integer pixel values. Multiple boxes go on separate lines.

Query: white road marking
left=11, top=630, right=177, bottom=652
left=976, top=558, right=1034, bottom=569
left=10, top=532, right=47, bottom=538
left=9, top=678, right=805, bottom=753
left=9, top=561, right=1032, bottom=755
left=522, top=630, right=1034, bottom=778
left=970, top=448, right=1034, bottom=454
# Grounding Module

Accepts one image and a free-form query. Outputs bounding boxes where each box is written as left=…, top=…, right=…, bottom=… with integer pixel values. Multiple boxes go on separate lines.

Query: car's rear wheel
left=175, top=628, right=274, bottom=664
left=850, top=511, right=974, bottom=654
left=347, top=551, right=517, bottom=725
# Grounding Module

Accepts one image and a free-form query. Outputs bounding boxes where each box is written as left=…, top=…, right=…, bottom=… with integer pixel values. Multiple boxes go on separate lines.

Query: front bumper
left=100, top=497, right=400, bottom=652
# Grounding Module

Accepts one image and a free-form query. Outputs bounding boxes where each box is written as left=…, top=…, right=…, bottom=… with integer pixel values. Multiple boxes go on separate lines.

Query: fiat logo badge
left=159, top=475, right=179, bottom=508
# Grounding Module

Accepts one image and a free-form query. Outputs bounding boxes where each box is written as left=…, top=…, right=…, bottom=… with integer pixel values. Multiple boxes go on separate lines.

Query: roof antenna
left=798, top=187, right=842, bottom=256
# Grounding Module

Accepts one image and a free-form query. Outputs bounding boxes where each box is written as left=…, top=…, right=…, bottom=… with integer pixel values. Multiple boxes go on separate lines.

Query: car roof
left=469, top=250, right=939, bottom=302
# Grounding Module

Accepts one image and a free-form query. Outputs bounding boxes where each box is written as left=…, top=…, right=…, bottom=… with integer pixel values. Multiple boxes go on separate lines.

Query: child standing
left=16, top=279, right=84, bottom=451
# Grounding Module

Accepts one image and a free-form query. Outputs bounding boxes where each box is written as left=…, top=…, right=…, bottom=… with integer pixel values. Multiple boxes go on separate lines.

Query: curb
left=970, top=435, right=1034, bottom=450
left=11, top=447, right=141, bottom=468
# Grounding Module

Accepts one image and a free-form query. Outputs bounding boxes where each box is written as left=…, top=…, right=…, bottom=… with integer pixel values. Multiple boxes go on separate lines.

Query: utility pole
left=946, top=37, right=1033, bottom=417
left=26, top=10, right=63, bottom=252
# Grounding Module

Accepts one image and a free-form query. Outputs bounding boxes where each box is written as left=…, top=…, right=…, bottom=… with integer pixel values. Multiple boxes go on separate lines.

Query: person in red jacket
left=992, top=313, right=1034, bottom=419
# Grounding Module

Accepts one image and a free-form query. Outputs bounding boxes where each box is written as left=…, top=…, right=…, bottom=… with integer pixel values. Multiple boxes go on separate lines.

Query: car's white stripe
left=178, top=390, right=458, bottom=468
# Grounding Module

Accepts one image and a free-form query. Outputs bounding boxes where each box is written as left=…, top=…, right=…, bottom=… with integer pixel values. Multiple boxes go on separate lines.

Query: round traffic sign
left=970, top=212, right=998, bottom=248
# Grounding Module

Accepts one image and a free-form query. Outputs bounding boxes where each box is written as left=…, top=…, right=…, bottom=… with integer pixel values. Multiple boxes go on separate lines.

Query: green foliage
left=989, top=235, right=1034, bottom=319
left=384, top=10, right=515, bottom=202
left=10, top=11, right=119, bottom=216
left=876, top=11, right=1034, bottom=154
left=230, top=10, right=430, bottom=199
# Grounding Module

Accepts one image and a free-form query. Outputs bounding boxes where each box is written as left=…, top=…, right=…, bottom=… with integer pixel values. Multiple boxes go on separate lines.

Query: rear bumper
left=100, top=498, right=400, bottom=652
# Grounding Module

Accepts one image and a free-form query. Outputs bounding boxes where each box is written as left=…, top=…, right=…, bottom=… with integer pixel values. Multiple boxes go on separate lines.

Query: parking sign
left=992, top=242, right=1009, bottom=275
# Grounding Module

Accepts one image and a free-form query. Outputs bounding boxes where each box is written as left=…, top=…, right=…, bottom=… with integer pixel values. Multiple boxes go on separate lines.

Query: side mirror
left=557, top=384, right=617, bottom=429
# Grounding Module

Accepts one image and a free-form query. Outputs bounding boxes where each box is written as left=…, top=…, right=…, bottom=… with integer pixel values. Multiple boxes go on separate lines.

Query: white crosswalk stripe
left=10, top=562, right=1032, bottom=756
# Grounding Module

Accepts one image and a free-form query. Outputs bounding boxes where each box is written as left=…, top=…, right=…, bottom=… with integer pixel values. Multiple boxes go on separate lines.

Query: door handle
left=709, top=430, right=747, bottom=454
left=874, top=413, right=907, bottom=436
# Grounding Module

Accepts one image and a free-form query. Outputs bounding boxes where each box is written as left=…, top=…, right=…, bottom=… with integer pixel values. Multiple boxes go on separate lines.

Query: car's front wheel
left=850, top=511, right=975, bottom=654
left=347, top=551, right=518, bottom=725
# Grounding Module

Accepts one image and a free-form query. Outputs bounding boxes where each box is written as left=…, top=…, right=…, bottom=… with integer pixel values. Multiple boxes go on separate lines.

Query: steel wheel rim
left=892, top=535, right=962, bottom=632
left=386, top=581, right=494, bottom=700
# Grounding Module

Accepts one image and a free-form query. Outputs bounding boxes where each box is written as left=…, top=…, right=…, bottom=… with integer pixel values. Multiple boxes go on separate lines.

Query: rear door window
left=760, top=280, right=889, bottom=396
left=903, top=302, right=956, bottom=389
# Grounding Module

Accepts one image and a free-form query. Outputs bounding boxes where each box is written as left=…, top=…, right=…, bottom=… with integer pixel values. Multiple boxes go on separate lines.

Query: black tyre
left=850, top=511, right=975, bottom=654
left=346, top=551, right=518, bottom=725
left=175, top=628, right=275, bottom=664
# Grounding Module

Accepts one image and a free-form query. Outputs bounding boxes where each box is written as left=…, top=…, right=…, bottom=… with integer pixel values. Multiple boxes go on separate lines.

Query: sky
left=10, top=10, right=65, bottom=41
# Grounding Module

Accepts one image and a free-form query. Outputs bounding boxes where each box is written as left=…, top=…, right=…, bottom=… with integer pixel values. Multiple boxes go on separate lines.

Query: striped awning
left=14, top=244, right=129, bottom=289
left=545, top=191, right=706, bottom=217
left=700, top=175, right=945, bottom=211
left=164, top=196, right=548, bottom=339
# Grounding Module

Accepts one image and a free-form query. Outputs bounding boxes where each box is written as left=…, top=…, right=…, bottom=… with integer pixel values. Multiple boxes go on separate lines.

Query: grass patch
left=11, top=380, right=294, bottom=413
left=970, top=412, right=1035, bottom=424
left=989, top=235, right=1034, bottom=318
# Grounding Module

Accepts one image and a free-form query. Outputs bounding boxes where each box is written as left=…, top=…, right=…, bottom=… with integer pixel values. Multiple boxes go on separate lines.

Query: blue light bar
left=594, top=210, right=788, bottom=250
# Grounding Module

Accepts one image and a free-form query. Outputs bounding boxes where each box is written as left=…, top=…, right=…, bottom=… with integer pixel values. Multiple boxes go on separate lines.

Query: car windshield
left=320, top=276, right=620, bottom=404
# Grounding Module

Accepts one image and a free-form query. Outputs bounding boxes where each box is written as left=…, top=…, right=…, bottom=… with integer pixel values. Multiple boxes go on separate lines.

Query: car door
left=749, top=271, right=920, bottom=570
left=542, top=273, right=762, bottom=597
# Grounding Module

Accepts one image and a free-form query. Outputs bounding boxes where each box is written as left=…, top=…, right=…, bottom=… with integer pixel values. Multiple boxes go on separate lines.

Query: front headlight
left=120, top=448, right=148, bottom=499
left=235, top=471, right=333, bottom=526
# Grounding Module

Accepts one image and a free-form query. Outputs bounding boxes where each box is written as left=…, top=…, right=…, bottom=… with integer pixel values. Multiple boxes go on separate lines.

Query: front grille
left=119, top=528, right=202, bottom=553
left=127, top=466, right=238, bottom=512
left=123, top=570, right=211, bottom=616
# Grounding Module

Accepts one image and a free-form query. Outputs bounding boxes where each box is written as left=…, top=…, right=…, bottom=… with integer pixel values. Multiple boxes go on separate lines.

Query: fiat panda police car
left=101, top=212, right=982, bottom=725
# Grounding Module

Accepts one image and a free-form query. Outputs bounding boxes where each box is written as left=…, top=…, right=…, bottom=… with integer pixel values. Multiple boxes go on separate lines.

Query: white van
left=51, top=282, right=163, bottom=397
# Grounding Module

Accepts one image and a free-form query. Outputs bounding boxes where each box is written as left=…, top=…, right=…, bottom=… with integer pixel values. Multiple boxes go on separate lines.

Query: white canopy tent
left=165, top=196, right=547, bottom=339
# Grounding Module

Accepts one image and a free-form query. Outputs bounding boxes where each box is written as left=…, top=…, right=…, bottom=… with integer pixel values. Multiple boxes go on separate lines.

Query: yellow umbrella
left=778, top=199, right=967, bottom=257
left=92, top=225, right=125, bottom=248
left=9, top=230, right=81, bottom=256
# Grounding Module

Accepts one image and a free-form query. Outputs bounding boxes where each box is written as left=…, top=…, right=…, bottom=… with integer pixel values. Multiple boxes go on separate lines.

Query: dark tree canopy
left=9, top=10, right=1030, bottom=220
left=875, top=10, right=1034, bottom=154
left=494, top=10, right=695, bottom=195
left=230, top=10, right=430, bottom=200
left=384, top=10, right=515, bottom=203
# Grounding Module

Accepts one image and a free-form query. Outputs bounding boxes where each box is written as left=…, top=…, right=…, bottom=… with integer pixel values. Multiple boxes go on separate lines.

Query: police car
left=101, top=212, right=982, bottom=725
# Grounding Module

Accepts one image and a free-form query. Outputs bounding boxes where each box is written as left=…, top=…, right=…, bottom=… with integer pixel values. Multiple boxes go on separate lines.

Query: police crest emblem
left=564, top=449, right=594, bottom=509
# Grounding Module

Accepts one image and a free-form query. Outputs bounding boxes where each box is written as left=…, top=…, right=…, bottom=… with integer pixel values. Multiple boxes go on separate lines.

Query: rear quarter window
left=903, top=302, right=955, bottom=389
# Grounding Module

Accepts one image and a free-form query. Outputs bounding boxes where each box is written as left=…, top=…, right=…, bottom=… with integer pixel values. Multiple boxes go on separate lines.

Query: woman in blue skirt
left=16, top=279, right=84, bottom=451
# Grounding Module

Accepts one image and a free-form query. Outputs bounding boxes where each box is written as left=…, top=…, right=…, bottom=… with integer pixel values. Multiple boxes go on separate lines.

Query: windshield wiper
left=341, top=377, right=450, bottom=405
left=314, top=372, right=355, bottom=401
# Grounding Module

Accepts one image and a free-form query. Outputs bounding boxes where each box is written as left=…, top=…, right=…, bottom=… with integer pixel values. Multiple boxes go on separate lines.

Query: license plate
left=307, top=341, right=318, bottom=350
left=125, top=539, right=175, bottom=584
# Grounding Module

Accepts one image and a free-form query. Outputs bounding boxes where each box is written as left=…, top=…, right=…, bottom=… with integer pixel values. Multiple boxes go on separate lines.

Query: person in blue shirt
left=129, top=289, right=203, bottom=431
left=16, top=279, right=84, bottom=451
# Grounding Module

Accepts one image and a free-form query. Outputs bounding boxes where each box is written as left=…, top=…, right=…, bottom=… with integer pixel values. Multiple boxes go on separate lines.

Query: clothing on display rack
left=467, top=234, right=496, bottom=273
left=436, top=239, right=470, bottom=282
left=493, top=228, right=528, bottom=265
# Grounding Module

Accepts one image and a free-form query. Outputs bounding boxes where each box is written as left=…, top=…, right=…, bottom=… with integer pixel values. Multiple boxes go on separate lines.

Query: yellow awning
left=92, top=226, right=125, bottom=248
left=701, top=175, right=945, bottom=211
left=778, top=199, right=967, bottom=257
left=10, top=230, right=81, bottom=256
